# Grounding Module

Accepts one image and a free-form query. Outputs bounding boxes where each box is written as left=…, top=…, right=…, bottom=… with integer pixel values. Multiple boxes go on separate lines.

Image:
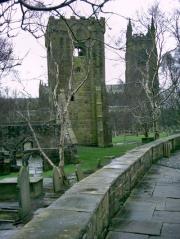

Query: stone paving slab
left=149, top=223, right=180, bottom=238
left=149, top=236, right=180, bottom=239
left=121, top=200, right=157, bottom=211
left=153, top=184, right=180, bottom=198
left=130, top=187, right=155, bottom=197
left=106, top=151, right=180, bottom=239
left=152, top=210, right=180, bottom=223
left=125, top=197, right=166, bottom=211
left=109, top=219, right=162, bottom=236
left=106, top=231, right=148, bottom=239
left=113, top=207, right=155, bottom=221
left=161, top=223, right=180, bottom=237
left=122, top=209, right=153, bottom=221
left=164, top=198, right=180, bottom=211
left=158, top=155, right=180, bottom=169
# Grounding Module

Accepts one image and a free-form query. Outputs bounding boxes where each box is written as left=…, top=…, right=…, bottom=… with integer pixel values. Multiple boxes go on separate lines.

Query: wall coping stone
left=11, top=134, right=180, bottom=239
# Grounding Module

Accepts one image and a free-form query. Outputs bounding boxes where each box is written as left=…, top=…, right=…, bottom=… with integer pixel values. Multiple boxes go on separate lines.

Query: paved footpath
left=106, top=150, right=180, bottom=239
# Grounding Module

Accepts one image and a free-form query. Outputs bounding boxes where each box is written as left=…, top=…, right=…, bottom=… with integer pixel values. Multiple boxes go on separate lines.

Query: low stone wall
left=11, top=134, right=180, bottom=239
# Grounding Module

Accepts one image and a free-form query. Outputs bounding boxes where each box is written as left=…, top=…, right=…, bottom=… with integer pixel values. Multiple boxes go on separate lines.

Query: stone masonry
left=8, top=134, right=180, bottom=239
left=45, top=16, right=112, bottom=147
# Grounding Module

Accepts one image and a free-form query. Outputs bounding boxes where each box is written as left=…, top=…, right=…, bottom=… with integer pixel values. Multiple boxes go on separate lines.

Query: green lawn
left=1, top=132, right=169, bottom=179
left=44, top=143, right=136, bottom=177
left=112, top=134, right=143, bottom=144
left=112, top=132, right=168, bottom=144
left=0, top=172, right=18, bottom=180
left=68, top=144, right=136, bottom=173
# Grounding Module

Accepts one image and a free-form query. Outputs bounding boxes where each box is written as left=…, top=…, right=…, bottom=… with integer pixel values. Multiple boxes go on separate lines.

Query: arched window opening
left=73, top=46, right=85, bottom=57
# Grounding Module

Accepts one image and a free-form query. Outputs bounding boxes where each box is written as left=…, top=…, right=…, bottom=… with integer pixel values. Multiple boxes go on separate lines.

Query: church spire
left=150, top=17, right=155, bottom=34
left=126, top=18, right=132, bottom=40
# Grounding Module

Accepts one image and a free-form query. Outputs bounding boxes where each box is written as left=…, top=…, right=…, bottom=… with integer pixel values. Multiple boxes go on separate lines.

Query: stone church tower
left=45, top=16, right=112, bottom=147
left=125, top=18, right=159, bottom=130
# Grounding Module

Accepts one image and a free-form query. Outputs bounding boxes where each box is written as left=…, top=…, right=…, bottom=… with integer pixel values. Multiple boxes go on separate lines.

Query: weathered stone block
left=163, top=142, right=171, bottom=157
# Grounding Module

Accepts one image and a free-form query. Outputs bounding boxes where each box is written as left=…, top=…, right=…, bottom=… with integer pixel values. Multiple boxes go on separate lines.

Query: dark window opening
left=73, top=46, right=85, bottom=57
left=75, top=66, right=81, bottom=73
left=71, top=94, right=75, bottom=101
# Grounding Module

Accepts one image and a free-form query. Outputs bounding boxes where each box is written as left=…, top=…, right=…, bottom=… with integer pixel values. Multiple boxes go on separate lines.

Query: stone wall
left=0, top=97, right=50, bottom=124
left=0, top=123, right=60, bottom=152
left=11, top=134, right=180, bottom=239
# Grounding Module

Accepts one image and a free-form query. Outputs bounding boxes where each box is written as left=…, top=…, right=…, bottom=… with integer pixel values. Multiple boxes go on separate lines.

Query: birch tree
left=128, top=3, right=179, bottom=139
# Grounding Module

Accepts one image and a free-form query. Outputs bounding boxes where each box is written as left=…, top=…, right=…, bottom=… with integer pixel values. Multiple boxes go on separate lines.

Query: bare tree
left=126, top=3, right=180, bottom=139
left=0, top=36, right=20, bottom=82
left=17, top=27, right=92, bottom=185
left=0, top=0, right=110, bottom=37
left=52, top=44, right=91, bottom=182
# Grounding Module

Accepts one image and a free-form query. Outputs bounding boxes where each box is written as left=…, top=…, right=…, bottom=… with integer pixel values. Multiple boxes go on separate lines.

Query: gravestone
left=97, top=159, right=102, bottom=169
left=28, top=153, right=43, bottom=177
left=23, top=140, right=33, bottom=151
left=75, top=164, right=84, bottom=181
left=17, top=166, right=31, bottom=222
left=52, top=166, right=63, bottom=193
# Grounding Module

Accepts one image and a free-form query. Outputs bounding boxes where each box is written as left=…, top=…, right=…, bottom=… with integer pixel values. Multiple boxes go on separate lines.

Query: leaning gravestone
left=17, top=166, right=31, bottom=222
left=52, top=166, right=63, bottom=193
left=75, top=164, right=84, bottom=181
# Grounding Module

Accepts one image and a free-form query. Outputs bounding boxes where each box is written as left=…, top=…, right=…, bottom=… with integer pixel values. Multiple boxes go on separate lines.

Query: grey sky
left=2, top=0, right=179, bottom=97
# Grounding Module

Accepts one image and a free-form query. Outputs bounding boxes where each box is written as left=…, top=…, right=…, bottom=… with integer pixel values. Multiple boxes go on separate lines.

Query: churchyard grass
left=44, top=143, right=136, bottom=177
left=0, top=172, right=18, bottom=180
left=1, top=132, right=169, bottom=179
left=112, top=132, right=168, bottom=144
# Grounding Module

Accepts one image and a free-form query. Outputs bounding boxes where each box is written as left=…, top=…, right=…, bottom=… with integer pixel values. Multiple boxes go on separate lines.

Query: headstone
left=23, top=140, right=33, bottom=151
left=97, top=159, right=102, bottom=169
left=75, top=164, right=84, bottom=181
left=17, top=166, right=31, bottom=222
left=52, top=166, right=63, bottom=192
left=28, top=153, right=43, bottom=177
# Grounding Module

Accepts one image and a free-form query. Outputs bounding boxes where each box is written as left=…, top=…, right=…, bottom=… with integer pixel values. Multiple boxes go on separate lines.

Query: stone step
left=44, top=192, right=61, bottom=198
left=0, top=208, right=19, bottom=222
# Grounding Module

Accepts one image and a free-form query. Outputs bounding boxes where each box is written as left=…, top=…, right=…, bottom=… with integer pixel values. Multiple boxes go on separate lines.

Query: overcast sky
left=2, top=0, right=179, bottom=97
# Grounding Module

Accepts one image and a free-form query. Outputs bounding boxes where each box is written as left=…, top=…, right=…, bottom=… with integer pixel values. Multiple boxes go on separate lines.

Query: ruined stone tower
left=45, top=16, right=112, bottom=147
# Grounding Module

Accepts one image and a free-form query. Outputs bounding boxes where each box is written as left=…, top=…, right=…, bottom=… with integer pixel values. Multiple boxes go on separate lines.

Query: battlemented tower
left=124, top=18, right=159, bottom=131
left=125, top=18, right=159, bottom=101
left=45, top=16, right=112, bottom=147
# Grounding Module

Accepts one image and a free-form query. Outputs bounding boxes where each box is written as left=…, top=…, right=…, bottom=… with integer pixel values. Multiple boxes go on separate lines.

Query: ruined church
left=45, top=16, right=112, bottom=147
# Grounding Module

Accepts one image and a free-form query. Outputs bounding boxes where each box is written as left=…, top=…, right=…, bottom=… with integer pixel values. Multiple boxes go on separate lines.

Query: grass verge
left=44, top=143, right=136, bottom=177
left=2, top=132, right=169, bottom=179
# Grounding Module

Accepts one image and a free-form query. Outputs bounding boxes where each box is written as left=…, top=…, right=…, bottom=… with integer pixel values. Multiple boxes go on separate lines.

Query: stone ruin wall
left=45, top=16, right=112, bottom=147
